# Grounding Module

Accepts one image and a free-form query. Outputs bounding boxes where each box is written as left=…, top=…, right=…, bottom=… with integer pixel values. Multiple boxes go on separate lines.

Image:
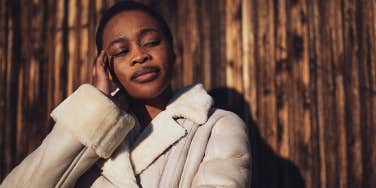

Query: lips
left=131, top=66, right=160, bottom=83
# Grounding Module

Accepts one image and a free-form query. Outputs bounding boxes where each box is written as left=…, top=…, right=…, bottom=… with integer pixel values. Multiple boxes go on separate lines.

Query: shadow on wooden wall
left=210, top=87, right=306, bottom=188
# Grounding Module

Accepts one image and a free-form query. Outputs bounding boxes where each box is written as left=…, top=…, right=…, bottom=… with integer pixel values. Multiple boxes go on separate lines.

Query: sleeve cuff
left=50, top=84, right=135, bottom=158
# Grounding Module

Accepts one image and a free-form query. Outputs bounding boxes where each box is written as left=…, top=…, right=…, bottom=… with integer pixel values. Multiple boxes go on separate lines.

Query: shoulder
left=203, top=108, right=249, bottom=148
left=199, top=108, right=250, bottom=159
left=206, top=108, right=248, bottom=132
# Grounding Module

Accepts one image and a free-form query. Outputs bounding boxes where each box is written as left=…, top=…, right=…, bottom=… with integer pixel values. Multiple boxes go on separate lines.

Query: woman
left=1, top=1, right=250, bottom=187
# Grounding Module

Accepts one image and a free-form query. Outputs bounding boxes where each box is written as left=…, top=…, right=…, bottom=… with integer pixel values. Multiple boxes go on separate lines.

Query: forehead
left=102, top=10, right=162, bottom=45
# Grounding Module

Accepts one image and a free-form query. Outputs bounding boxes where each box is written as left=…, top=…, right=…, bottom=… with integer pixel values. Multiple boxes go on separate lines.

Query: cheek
left=113, top=61, right=131, bottom=83
left=163, top=54, right=175, bottom=78
left=153, top=49, right=173, bottom=70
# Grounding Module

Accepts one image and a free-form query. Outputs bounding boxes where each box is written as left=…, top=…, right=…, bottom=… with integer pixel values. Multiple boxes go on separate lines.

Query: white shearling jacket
left=0, top=83, right=251, bottom=188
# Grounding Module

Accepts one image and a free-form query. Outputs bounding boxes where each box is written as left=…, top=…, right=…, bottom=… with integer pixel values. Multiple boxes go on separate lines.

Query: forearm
left=1, top=84, right=135, bottom=188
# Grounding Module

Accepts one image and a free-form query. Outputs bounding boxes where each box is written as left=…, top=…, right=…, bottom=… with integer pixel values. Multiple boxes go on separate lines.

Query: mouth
left=131, top=66, right=160, bottom=83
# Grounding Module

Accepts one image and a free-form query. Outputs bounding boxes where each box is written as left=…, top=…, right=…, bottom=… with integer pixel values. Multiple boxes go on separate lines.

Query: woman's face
left=102, top=10, right=174, bottom=99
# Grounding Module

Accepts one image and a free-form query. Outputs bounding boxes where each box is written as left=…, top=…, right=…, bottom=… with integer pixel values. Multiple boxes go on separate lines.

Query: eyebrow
left=107, top=28, right=161, bottom=50
left=138, top=28, right=160, bottom=39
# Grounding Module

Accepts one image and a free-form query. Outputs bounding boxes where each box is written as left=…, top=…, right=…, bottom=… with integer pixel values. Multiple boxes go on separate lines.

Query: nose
left=131, top=46, right=151, bottom=66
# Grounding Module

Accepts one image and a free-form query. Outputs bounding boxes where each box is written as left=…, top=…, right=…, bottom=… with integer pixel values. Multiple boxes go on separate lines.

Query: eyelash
left=112, top=40, right=161, bottom=57
left=143, top=40, right=161, bottom=47
left=113, top=49, right=129, bottom=57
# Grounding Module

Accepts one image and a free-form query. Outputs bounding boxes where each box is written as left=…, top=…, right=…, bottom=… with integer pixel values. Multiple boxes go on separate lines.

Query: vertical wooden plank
left=53, top=0, right=63, bottom=105
left=87, top=0, right=101, bottom=85
left=225, top=0, right=248, bottom=125
left=320, top=1, right=337, bottom=187
left=254, top=0, right=278, bottom=187
left=332, top=1, right=349, bottom=187
left=53, top=0, right=66, bottom=106
left=366, top=1, right=376, bottom=186
left=225, top=0, right=243, bottom=93
left=15, top=56, right=24, bottom=162
left=344, top=1, right=363, bottom=187
left=306, top=0, right=321, bottom=185
left=3, top=11, right=13, bottom=177
left=275, top=0, right=305, bottom=188
left=27, top=0, right=40, bottom=154
left=73, top=0, right=82, bottom=90
left=15, top=0, right=27, bottom=164
left=79, top=0, right=89, bottom=84
left=199, top=0, right=211, bottom=89
left=241, top=1, right=258, bottom=186
left=275, top=0, right=289, bottom=159
left=342, top=0, right=362, bottom=188
left=67, top=0, right=76, bottom=94
left=225, top=0, right=245, bottom=123
left=177, top=0, right=199, bottom=85
left=242, top=0, right=257, bottom=122
left=34, top=0, right=50, bottom=146
left=358, top=0, right=376, bottom=187
left=286, top=0, right=312, bottom=187
left=255, top=0, right=277, bottom=153
left=46, top=0, right=57, bottom=131
left=317, top=1, right=348, bottom=187
left=4, top=0, right=19, bottom=176
left=306, top=0, right=326, bottom=187
left=0, top=0, right=8, bottom=178
left=209, top=0, right=226, bottom=88
left=329, top=1, right=348, bottom=187
left=96, top=0, right=103, bottom=16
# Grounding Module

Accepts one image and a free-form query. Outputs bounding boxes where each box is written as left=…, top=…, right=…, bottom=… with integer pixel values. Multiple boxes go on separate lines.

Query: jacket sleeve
left=0, top=84, right=136, bottom=188
left=192, top=112, right=251, bottom=188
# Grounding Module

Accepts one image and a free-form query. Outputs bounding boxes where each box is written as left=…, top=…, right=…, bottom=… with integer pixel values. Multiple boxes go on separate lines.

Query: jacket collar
left=166, top=83, right=214, bottom=124
left=130, top=83, right=214, bottom=174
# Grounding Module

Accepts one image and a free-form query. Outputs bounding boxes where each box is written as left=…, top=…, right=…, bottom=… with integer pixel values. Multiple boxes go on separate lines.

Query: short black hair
left=95, top=1, right=173, bottom=53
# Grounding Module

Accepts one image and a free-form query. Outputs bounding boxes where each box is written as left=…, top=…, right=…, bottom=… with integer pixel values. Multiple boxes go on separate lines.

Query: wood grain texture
left=1, top=0, right=375, bottom=187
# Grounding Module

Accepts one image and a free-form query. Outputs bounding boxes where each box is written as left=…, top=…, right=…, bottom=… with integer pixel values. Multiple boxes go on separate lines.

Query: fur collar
left=166, top=83, right=214, bottom=124
left=102, top=83, right=214, bottom=179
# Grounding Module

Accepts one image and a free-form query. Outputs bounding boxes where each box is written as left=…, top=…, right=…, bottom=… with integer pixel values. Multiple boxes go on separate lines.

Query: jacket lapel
left=130, top=110, right=187, bottom=174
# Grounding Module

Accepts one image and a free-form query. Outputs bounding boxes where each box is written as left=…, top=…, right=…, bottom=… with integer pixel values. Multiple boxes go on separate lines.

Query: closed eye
left=113, top=49, right=129, bottom=57
left=143, top=40, right=161, bottom=48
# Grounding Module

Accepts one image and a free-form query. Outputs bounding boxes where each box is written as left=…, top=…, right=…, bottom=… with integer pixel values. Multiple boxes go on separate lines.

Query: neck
left=130, top=86, right=173, bottom=131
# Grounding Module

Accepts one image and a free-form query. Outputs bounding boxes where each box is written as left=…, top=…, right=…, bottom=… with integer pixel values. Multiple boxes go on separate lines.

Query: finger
left=93, top=51, right=104, bottom=77
left=95, top=51, right=105, bottom=70
left=95, top=50, right=105, bottom=65
left=96, top=53, right=109, bottom=80
left=95, top=51, right=107, bottom=79
left=103, top=54, right=110, bottom=72
left=93, top=51, right=110, bottom=94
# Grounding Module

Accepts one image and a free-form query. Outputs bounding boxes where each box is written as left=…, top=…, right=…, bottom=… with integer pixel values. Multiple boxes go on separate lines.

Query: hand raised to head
left=92, top=50, right=111, bottom=95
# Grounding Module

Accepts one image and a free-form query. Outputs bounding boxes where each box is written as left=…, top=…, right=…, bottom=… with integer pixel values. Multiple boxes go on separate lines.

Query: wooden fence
left=1, top=0, right=375, bottom=187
